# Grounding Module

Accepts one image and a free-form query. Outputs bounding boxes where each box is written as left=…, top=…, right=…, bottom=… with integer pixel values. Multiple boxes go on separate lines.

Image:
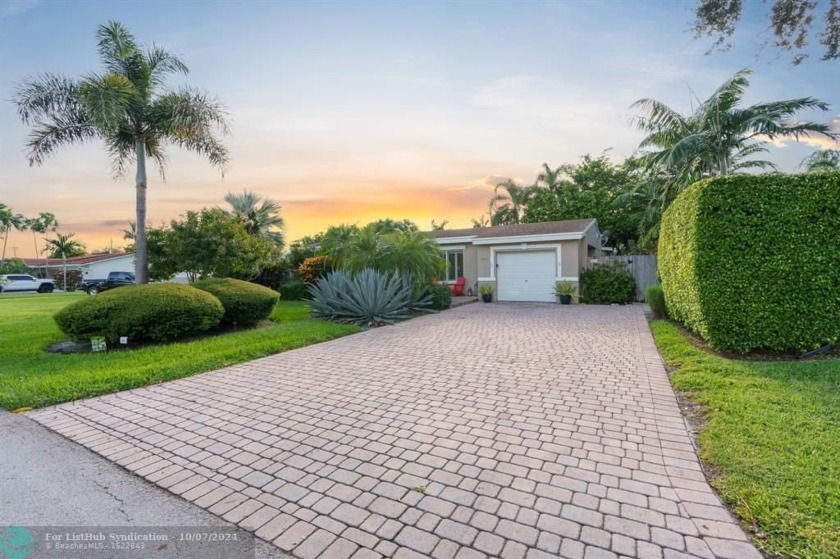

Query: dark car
left=86, top=272, right=135, bottom=295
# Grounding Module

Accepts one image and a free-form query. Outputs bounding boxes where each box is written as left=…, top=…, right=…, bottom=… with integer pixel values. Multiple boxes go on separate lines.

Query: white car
left=0, top=274, right=56, bottom=293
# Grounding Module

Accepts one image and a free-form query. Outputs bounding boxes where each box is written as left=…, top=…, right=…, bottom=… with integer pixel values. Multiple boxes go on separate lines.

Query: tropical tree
left=632, top=68, right=837, bottom=192
left=223, top=190, right=285, bottom=248
left=490, top=180, right=537, bottom=225
left=471, top=215, right=490, bottom=228
left=147, top=208, right=276, bottom=282
left=364, top=218, right=418, bottom=234
left=43, top=233, right=85, bottom=291
left=319, top=224, right=361, bottom=267
left=26, top=212, right=58, bottom=278
left=0, top=204, right=27, bottom=273
left=535, top=163, right=564, bottom=194
left=800, top=149, right=840, bottom=172
left=121, top=221, right=136, bottom=253
left=13, top=21, right=229, bottom=284
left=430, top=219, right=448, bottom=231
left=692, top=0, right=840, bottom=65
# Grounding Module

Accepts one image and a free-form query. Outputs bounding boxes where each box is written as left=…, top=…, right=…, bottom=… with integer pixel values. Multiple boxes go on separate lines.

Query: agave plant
left=308, top=268, right=431, bottom=326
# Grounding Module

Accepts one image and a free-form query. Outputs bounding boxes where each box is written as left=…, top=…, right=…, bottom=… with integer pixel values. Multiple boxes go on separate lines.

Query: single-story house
left=22, top=252, right=134, bottom=280
left=430, top=218, right=603, bottom=302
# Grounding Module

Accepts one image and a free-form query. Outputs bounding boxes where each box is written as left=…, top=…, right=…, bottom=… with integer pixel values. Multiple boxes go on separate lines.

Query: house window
left=444, top=250, right=464, bottom=282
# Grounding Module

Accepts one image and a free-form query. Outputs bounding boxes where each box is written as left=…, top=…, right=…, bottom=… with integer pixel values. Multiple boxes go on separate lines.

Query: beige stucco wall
left=472, top=240, right=583, bottom=297
left=440, top=228, right=601, bottom=300
left=463, top=244, right=479, bottom=295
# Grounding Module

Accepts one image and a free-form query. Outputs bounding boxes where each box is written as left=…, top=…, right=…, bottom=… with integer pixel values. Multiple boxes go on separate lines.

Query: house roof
left=429, top=219, right=596, bottom=240
left=22, top=252, right=132, bottom=268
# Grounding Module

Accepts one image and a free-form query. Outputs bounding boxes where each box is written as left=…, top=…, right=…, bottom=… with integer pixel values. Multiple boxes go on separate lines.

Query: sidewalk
left=0, top=411, right=289, bottom=558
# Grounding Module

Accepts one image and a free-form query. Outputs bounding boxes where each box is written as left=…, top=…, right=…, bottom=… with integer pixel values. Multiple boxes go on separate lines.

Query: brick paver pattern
left=29, top=304, right=761, bottom=559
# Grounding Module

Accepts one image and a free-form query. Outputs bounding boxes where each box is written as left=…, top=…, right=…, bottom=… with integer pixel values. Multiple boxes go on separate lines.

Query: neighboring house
left=430, top=218, right=603, bottom=303
left=22, top=252, right=134, bottom=280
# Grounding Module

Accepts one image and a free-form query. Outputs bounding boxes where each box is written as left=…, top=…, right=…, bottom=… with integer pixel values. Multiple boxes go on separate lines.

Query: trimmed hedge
left=645, top=284, right=666, bottom=318
left=580, top=261, right=636, bottom=304
left=54, top=284, right=224, bottom=343
left=193, top=278, right=279, bottom=326
left=659, top=172, right=840, bottom=353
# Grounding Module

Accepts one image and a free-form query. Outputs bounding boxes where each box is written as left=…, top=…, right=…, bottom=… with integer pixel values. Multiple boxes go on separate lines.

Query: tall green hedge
left=659, top=172, right=840, bottom=353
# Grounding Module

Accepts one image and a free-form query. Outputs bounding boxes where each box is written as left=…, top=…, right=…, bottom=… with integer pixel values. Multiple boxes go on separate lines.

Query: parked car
left=81, top=271, right=135, bottom=292
left=86, top=271, right=135, bottom=295
left=0, top=274, right=56, bottom=293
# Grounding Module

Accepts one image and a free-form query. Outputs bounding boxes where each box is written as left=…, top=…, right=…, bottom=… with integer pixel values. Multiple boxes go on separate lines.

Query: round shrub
left=54, top=284, right=224, bottom=343
left=428, top=284, right=452, bottom=310
left=645, top=284, right=666, bottom=318
left=580, top=261, right=636, bottom=304
left=193, top=278, right=279, bottom=326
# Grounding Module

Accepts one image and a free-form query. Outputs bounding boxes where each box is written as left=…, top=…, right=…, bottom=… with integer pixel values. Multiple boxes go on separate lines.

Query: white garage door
left=496, top=251, right=557, bottom=302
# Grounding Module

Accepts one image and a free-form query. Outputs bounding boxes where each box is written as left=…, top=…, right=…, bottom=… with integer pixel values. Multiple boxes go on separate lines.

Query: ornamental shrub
left=580, top=261, right=636, bottom=304
left=308, top=268, right=431, bottom=326
left=298, top=255, right=327, bottom=284
left=54, top=269, right=83, bottom=291
left=658, top=172, right=840, bottom=353
left=645, top=284, right=666, bottom=318
left=193, top=278, right=279, bottom=326
left=428, top=283, right=452, bottom=310
left=54, top=284, right=223, bottom=343
left=278, top=279, right=309, bottom=301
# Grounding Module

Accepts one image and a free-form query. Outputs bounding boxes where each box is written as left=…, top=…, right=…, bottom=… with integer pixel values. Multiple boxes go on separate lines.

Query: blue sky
left=0, top=0, right=837, bottom=255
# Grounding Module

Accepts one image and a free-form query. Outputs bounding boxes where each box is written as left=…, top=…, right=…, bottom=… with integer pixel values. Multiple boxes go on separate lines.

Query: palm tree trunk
left=62, top=253, right=67, bottom=291
left=135, top=138, right=148, bottom=284
left=718, top=152, right=729, bottom=175
left=31, top=231, right=39, bottom=278
left=1, top=227, right=8, bottom=272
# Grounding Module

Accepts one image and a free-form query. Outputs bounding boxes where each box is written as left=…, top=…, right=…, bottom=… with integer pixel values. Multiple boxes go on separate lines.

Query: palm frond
left=96, top=21, right=142, bottom=78
left=78, top=72, right=136, bottom=133
left=152, top=87, right=230, bottom=136
left=24, top=109, right=99, bottom=166
left=630, top=98, right=688, bottom=132
left=14, top=74, right=84, bottom=124
left=145, top=44, right=189, bottom=90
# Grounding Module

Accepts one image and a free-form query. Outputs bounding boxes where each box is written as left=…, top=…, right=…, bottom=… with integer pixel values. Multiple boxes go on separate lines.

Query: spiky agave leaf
left=308, top=268, right=431, bottom=327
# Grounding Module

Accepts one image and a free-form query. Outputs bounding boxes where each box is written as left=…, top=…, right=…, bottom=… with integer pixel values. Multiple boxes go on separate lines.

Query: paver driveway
left=29, top=304, right=760, bottom=559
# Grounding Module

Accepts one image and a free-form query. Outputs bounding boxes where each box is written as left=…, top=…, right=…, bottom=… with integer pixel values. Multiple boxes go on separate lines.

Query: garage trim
left=477, top=244, right=564, bottom=282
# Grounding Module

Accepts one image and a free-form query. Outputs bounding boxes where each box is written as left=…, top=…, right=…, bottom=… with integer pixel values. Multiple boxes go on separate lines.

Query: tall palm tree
left=13, top=21, right=229, bottom=284
left=535, top=163, right=565, bottom=194
left=799, top=149, right=840, bottom=172
left=632, top=68, right=837, bottom=186
left=26, top=213, right=58, bottom=278
left=224, top=190, right=285, bottom=249
left=0, top=204, right=27, bottom=273
left=490, top=180, right=537, bottom=226
left=43, top=233, right=85, bottom=291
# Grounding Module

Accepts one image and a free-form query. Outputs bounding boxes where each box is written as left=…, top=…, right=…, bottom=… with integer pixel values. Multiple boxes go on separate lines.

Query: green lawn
left=650, top=320, right=840, bottom=559
left=0, top=293, right=359, bottom=410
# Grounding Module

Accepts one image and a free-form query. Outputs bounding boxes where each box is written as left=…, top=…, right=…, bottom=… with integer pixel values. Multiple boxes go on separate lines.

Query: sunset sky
left=1, top=0, right=837, bottom=257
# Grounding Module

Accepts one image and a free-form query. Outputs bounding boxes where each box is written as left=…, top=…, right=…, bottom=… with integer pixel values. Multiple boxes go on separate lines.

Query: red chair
left=450, top=276, right=466, bottom=296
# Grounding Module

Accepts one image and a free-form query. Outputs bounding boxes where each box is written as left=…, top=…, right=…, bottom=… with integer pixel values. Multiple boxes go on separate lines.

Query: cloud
left=797, top=134, right=840, bottom=150
left=1, top=0, right=38, bottom=17
left=757, top=116, right=840, bottom=150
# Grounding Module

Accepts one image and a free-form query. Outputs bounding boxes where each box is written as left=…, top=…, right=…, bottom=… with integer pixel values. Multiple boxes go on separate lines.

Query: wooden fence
left=600, top=254, right=658, bottom=302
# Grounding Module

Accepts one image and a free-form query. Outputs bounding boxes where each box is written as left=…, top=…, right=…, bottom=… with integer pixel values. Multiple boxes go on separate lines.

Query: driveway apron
left=29, top=304, right=761, bottom=559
